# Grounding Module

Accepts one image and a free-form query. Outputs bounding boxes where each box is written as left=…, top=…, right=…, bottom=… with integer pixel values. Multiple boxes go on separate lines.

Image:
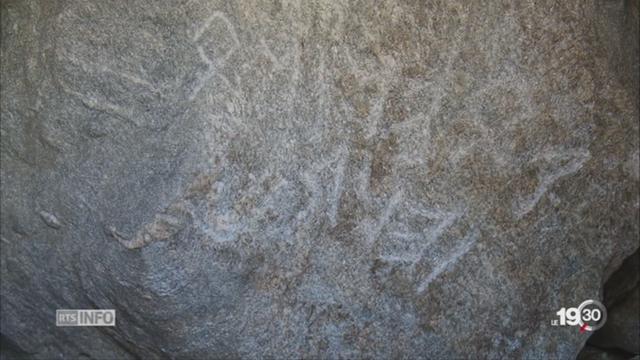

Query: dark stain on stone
left=370, top=134, right=398, bottom=193
left=337, top=73, right=372, bottom=119
left=383, top=87, right=409, bottom=125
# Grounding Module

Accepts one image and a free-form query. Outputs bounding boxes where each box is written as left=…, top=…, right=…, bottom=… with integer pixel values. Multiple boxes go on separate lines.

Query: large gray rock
left=588, top=285, right=640, bottom=355
left=578, top=346, right=632, bottom=360
left=580, top=250, right=640, bottom=358
left=587, top=249, right=640, bottom=356
left=1, top=0, right=638, bottom=358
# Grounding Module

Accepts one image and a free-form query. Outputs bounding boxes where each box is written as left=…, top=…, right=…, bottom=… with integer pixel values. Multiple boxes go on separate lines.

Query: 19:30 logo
left=551, top=299, right=607, bottom=333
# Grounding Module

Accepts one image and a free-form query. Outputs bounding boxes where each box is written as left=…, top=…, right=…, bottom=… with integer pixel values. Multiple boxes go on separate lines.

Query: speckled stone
left=1, top=1, right=638, bottom=358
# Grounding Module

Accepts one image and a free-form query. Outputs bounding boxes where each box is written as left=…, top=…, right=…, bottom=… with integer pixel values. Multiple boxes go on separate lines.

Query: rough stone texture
left=589, top=286, right=640, bottom=355
left=586, top=250, right=640, bottom=356
left=578, top=346, right=634, bottom=360
left=1, top=0, right=638, bottom=359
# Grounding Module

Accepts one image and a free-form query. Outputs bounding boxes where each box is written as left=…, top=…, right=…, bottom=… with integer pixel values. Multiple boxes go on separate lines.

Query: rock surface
left=577, top=346, right=634, bottom=360
left=586, top=250, right=640, bottom=356
left=1, top=0, right=638, bottom=359
left=589, top=286, right=640, bottom=355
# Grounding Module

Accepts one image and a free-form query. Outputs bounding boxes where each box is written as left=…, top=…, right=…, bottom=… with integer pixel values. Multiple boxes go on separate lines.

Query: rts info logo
left=551, top=300, right=607, bottom=333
